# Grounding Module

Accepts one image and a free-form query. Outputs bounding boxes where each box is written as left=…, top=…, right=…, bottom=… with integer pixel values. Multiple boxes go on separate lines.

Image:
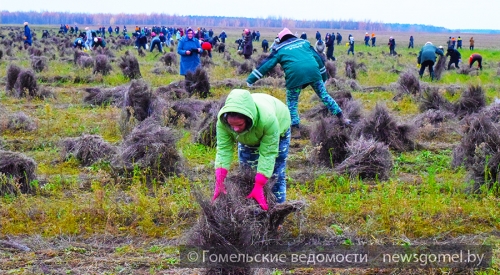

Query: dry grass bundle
left=0, top=150, right=37, bottom=194
left=0, top=49, right=3, bottom=60
left=113, top=117, right=182, bottom=179
left=470, top=147, right=500, bottom=193
left=433, top=55, right=447, bottom=80
left=83, top=85, right=128, bottom=106
left=122, top=79, right=154, bottom=121
left=184, top=67, right=211, bottom=98
left=13, top=69, right=38, bottom=98
left=254, top=54, right=284, bottom=78
left=253, top=77, right=285, bottom=88
left=334, top=137, right=393, bottom=180
left=28, top=47, right=42, bottom=56
left=187, top=168, right=305, bottom=274
left=346, top=79, right=362, bottom=91
left=6, top=112, right=36, bottom=132
left=345, top=59, right=357, bottom=79
left=325, top=61, right=336, bottom=78
left=454, top=85, right=486, bottom=118
left=167, top=99, right=208, bottom=128
left=60, top=134, right=116, bottom=166
left=419, top=89, right=454, bottom=112
left=95, top=47, right=115, bottom=58
left=310, top=116, right=351, bottom=167
left=395, top=70, right=420, bottom=98
left=451, top=114, right=500, bottom=169
left=354, top=103, right=417, bottom=152
left=6, top=64, right=21, bottom=92
left=236, top=60, right=254, bottom=75
left=138, top=48, right=145, bottom=57
left=159, top=52, right=177, bottom=66
left=118, top=51, right=141, bottom=79
left=458, top=66, right=473, bottom=75
left=482, top=101, right=500, bottom=123
left=0, top=172, right=21, bottom=197
left=93, top=54, right=112, bottom=75
left=413, top=109, right=456, bottom=127
left=211, top=78, right=246, bottom=89
left=5, top=46, right=14, bottom=57
left=74, top=50, right=89, bottom=64
left=155, top=85, right=189, bottom=101
left=201, top=56, right=214, bottom=67
left=78, top=56, right=94, bottom=68
left=193, top=99, right=225, bottom=147
left=30, top=55, right=48, bottom=72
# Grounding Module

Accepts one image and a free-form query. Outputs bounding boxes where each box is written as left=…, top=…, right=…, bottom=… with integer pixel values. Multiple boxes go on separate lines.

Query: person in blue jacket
left=150, top=32, right=163, bottom=53
left=177, top=27, right=202, bottom=77
left=108, top=26, right=113, bottom=36
left=135, top=31, right=148, bottom=50
left=23, top=22, right=32, bottom=48
left=219, top=30, right=227, bottom=43
left=73, top=37, right=84, bottom=50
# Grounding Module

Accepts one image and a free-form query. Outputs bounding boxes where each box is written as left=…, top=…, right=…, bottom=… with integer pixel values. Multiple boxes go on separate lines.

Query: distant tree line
left=2, top=10, right=497, bottom=33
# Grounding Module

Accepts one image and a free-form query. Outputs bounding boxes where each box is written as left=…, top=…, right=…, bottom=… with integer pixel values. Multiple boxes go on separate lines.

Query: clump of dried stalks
left=60, top=134, right=117, bottom=166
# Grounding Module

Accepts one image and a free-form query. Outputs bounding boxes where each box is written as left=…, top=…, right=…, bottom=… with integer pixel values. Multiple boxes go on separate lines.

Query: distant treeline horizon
left=2, top=10, right=500, bottom=34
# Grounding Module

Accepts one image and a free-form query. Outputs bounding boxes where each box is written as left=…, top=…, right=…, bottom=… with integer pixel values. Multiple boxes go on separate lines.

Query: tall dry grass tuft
left=345, top=59, right=357, bottom=79
left=354, top=103, right=417, bottom=152
left=0, top=150, right=37, bottom=194
left=112, top=117, right=182, bottom=180
left=93, top=54, right=112, bottom=75
left=454, top=85, right=486, bottom=118
left=118, top=51, right=142, bottom=79
left=184, top=67, right=211, bottom=98
left=334, top=137, right=393, bottom=180
left=60, top=135, right=117, bottom=166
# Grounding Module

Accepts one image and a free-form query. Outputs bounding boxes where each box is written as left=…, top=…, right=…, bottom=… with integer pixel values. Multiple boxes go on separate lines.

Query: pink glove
left=246, top=173, right=268, bottom=210
left=212, top=168, right=228, bottom=202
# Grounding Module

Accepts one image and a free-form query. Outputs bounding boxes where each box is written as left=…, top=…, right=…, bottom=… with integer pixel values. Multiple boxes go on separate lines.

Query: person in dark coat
left=408, top=36, right=414, bottom=49
left=315, top=31, right=321, bottom=41
left=73, top=37, right=84, bottom=50
left=115, top=26, right=120, bottom=35
left=417, top=42, right=444, bottom=80
left=219, top=30, right=227, bottom=43
left=242, top=29, right=253, bottom=59
left=23, top=22, right=32, bottom=48
left=469, top=53, right=482, bottom=70
left=92, top=37, right=106, bottom=49
left=177, top=27, right=202, bottom=76
left=262, top=39, right=269, bottom=53
left=256, top=31, right=260, bottom=42
left=336, top=32, right=342, bottom=45
left=388, top=37, right=396, bottom=55
left=108, top=26, right=113, bottom=35
left=364, top=32, right=370, bottom=46
left=347, top=35, right=354, bottom=55
left=300, top=32, right=307, bottom=40
left=457, top=36, right=462, bottom=49
left=325, top=33, right=335, bottom=61
left=469, top=37, right=474, bottom=50
left=75, top=25, right=79, bottom=33
left=150, top=32, right=163, bottom=53
left=446, top=48, right=461, bottom=70
left=371, top=33, right=376, bottom=47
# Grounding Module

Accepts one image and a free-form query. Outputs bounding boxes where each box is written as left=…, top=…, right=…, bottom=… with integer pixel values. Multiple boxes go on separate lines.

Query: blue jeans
left=238, top=128, right=291, bottom=203
left=286, top=80, right=342, bottom=127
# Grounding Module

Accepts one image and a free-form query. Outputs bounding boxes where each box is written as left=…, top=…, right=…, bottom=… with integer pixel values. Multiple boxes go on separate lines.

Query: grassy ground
left=1, top=25, right=500, bottom=274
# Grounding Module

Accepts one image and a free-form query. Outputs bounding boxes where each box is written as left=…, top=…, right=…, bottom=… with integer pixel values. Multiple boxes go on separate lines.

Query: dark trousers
left=419, top=60, right=435, bottom=78
left=470, top=56, right=482, bottom=70
left=448, top=60, right=459, bottom=70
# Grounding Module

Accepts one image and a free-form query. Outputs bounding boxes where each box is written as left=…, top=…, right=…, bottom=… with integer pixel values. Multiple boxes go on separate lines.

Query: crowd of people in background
left=19, top=21, right=487, bottom=81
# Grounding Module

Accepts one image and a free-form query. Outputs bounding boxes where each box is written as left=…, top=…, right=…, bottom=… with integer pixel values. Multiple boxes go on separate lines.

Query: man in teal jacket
left=213, top=89, right=291, bottom=210
left=246, top=28, right=350, bottom=138
left=417, top=41, right=444, bottom=80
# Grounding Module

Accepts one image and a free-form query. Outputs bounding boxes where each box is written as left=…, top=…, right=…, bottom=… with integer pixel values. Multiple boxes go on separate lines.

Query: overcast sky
left=2, top=0, right=498, bottom=30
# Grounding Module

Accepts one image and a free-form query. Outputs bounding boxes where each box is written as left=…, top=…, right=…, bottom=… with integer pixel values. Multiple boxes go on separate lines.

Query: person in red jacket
left=469, top=53, right=483, bottom=70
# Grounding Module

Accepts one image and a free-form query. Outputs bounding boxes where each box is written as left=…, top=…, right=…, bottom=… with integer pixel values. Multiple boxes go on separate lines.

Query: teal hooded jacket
left=215, top=89, right=291, bottom=178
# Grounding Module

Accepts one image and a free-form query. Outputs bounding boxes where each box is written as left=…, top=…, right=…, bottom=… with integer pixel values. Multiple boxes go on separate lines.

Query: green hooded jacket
left=417, top=43, right=444, bottom=64
left=246, top=37, right=328, bottom=90
left=215, top=89, right=291, bottom=178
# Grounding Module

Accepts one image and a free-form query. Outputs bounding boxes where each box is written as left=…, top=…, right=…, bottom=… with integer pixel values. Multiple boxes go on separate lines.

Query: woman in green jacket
left=247, top=28, right=350, bottom=138
left=213, top=89, right=291, bottom=210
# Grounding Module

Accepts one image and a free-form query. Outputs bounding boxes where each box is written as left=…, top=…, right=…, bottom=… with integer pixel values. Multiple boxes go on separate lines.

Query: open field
left=1, top=25, right=500, bottom=274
